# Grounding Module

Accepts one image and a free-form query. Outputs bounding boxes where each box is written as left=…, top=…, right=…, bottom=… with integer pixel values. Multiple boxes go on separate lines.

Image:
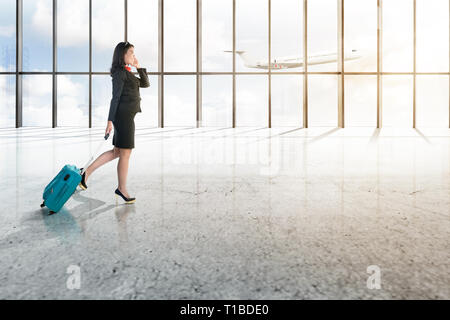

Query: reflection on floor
left=0, top=126, right=449, bottom=299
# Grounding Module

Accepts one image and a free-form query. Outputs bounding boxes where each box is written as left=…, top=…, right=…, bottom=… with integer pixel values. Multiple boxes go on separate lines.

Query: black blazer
left=108, top=67, right=150, bottom=122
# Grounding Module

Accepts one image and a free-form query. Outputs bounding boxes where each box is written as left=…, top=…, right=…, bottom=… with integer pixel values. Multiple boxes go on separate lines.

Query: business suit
left=108, top=67, right=150, bottom=149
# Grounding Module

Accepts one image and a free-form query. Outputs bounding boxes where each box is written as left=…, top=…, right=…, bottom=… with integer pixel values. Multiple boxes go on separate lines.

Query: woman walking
left=79, top=41, right=150, bottom=204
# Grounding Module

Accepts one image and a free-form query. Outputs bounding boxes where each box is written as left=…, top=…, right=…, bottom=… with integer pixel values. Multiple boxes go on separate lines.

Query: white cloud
left=31, top=0, right=52, bottom=36
left=58, top=75, right=84, bottom=97
left=202, top=0, right=232, bottom=71
left=0, top=73, right=15, bottom=127
left=127, top=0, right=158, bottom=70
left=164, top=76, right=196, bottom=126
left=30, top=0, right=122, bottom=51
left=24, top=75, right=52, bottom=96
left=22, top=75, right=52, bottom=126
left=164, top=0, right=197, bottom=71
left=57, top=0, right=89, bottom=47
left=12, top=75, right=88, bottom=127
left=202, top=76, right=232, bottom=126
left=92, top=0, right=124, bottom=52
left=236, top=76, right=268, bottom=126
left=57, top=75, right=88, bottom=126
left=0, top=25, right=15, bottom=37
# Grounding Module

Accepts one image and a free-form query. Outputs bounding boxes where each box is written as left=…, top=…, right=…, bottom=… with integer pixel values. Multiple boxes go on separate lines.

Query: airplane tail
left=223, top=50, right=254, bottom=66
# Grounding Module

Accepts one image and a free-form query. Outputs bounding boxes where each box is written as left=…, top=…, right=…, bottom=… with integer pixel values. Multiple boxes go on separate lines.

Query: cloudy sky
left=0, top=0, right=449, bottom=128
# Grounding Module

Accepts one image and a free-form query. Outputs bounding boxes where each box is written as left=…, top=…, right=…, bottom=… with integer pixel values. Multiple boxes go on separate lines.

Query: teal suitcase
left=40, top=134, right=109, bottom=214
left=40, top=165, right=82, bottom=214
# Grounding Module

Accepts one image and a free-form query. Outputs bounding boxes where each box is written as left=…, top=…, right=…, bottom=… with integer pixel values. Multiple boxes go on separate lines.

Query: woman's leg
left=117, top=148, right=132, bottom=198
left=85, top=147, right=120, bottom=181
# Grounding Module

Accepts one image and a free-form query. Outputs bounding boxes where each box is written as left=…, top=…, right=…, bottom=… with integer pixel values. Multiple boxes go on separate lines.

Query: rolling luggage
left=40, top=133, right=110, bottom=214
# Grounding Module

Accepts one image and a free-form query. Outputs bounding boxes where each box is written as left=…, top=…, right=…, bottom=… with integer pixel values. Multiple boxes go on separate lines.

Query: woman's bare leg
left=85, top=147, right=120, bottom=181
left=117, top=148, right=132, bottom=198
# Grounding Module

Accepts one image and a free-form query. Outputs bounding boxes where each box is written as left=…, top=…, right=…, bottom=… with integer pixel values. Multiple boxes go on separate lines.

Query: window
left=236, top=75, right=268, bottom=126
left=202, top=75, right=232, bottom=127
left=1, top=0, right=450, bottom=129
left=382, top=0, right=413, bottom=72
left=23, top=0, right=52, bottom=71
left=0, top=75, right=15, bottom=127
left=22, top=75, right=52, bottom=126
left=271, top=0, right=303, bottom=73
left=164, top=76, right=196, bottom=126
left=308, top=0, right=337, bottom=72
left=417, top=0, right=449, bottom=72
left=57, top=75, right=89, bottom=126
left=202, top=0, right=232, bottom=72
left=164, top=0, right=196, bottom=72
left=308, top=75, right=338, bottom=126
left=344, top=0, right=377, bottom=72
left=128, top=0, right=158, bottom=72
left=382, top=75, right=413, bottom=127
left=92, top=0, right=124, bottom=72
left=271, top=75, right=303, bottom=126
left=345, top=76, right=377, bottom=127
left=416, top=76, right=449, bottom=127
left=57, top=0, right=89, bottom=71
left=92, top=75, right=110, bottom=127
left=0, top=0, right=16, bottom=72
left=236, top=0, right=268, bottom=73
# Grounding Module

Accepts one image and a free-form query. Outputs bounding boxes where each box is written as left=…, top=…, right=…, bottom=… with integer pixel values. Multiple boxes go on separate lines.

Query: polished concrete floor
left=0, top=126, right=449, bottom=299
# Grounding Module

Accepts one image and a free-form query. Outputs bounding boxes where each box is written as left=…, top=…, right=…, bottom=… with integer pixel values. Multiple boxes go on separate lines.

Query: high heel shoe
left=115, top=188, right=136, bottom=204
left=79, top=168, right=88, bottom=190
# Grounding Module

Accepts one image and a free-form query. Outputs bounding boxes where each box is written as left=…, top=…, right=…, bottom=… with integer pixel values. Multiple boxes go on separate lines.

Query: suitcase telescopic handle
left=80, top=134, right=110, bottom=175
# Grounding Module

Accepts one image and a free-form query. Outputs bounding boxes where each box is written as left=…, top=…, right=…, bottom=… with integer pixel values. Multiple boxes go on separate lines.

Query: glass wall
left=345, top=76, right=377, bottom=127
left=0, top=75, right=15, bottom=127
left=0, top=0, right=15, bottom=128
left=271, top=0, right=303, bottom=73
left=236, top=75, right=268, bottom=126
left=202, top=75, right=232, bottom=127
left=0, top=0, right=449, bottom=129
left=92, top=0, right=124, bottom=72
left=382, top=75, right=413, bottom=127
left=164, top=76, right=196, bottom=126
left=23, top=0, right=52, bottom=72
left=128, top=0, right=158, bottom=73
left=92, top=75, right=110, bottom=127
left=271, top=75, right=303, bottom=127
left=308, top=75, right=338, bottom=127
left=344, top=0, right=378, bottom=72
left=417, top=0, right=449, bottom=72
left=202, top=0, right=232, bottom=72
left=0, top=0, right=16, bottom=72
left=382, top=0, right=414, bottom=72
left=164, top=0, right=196, bottom=72
left=236, top=0, right=268, bottom=73
left=57, top=0, right=89, bottom=72
left=22, top=75, right=52, bottom=126
left=307, top=0, right=337, bottom=72
left=416, top=75, right=449, bottom=127
left=57, top=75, right=89, bottom=126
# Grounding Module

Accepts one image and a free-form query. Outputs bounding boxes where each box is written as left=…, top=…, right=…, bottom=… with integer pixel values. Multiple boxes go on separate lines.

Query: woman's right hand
left=106, top=121, right=113, bottom=136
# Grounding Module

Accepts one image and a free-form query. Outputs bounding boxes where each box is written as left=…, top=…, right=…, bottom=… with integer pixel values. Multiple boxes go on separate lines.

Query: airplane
left=223, top=49, right=362, bottom=69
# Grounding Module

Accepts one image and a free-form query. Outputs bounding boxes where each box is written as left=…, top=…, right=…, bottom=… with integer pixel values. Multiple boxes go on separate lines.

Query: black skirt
left=112, top=100, right=140, bottom=149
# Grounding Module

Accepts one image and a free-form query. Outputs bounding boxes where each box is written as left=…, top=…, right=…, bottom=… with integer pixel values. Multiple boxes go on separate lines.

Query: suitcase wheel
left=49, top=210, right=56, bottom=215
left=40, top=202, right=45, bottom=208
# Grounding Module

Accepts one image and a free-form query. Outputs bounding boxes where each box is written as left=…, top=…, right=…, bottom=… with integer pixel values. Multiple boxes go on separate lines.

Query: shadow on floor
left=36, top=189, right=132, bottom=244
